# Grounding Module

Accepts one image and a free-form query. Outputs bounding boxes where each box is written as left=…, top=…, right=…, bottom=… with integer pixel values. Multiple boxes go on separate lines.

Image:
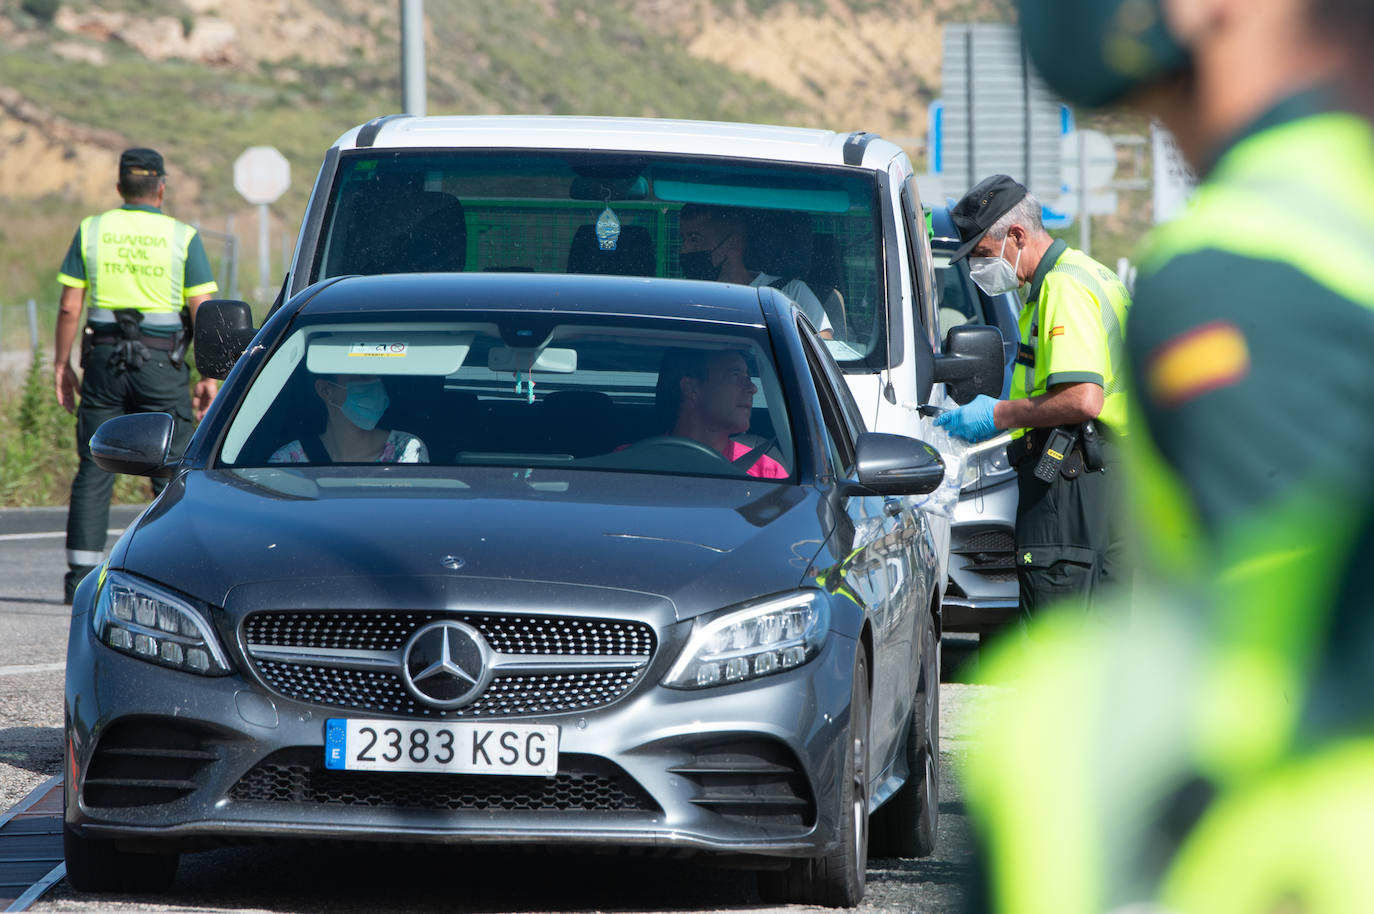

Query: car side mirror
left=194, top=299, right=257, bottom=380
left=845, top=432, right=946, bottom=497
left=90, top=412, right=176, bottom=477
left=933, top=325, right=1004, bottom=405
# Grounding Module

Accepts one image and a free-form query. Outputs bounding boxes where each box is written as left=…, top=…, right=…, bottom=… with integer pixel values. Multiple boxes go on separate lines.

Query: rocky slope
left=0, top=0, right=1012, bottom=306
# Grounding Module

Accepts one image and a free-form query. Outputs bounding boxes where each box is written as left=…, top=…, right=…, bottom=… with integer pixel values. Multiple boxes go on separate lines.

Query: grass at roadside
left=0, top=348, right=175, bottom=507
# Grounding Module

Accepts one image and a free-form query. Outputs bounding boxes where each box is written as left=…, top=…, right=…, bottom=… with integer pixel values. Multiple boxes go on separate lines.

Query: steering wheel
left=632, top=435, right=732, bottom=463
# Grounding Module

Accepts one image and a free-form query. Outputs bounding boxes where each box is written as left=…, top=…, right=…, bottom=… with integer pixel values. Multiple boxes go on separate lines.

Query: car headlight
left=960, top=441, right=1013, bottom=492
left=92, top=570, right=233, bottom=676
left=663, top=592, right=828, bottom=690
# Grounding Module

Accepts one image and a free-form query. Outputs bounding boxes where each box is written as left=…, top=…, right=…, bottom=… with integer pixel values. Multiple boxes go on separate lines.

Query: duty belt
left=84, top=306, right=188, bottom=370
left=86, top=330, right=178, bottom=351
left=1008, top=422, right=1115, bottom=471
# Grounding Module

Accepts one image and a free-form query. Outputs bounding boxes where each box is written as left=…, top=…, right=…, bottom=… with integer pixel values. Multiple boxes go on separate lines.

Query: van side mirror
left=194, top=300, right=257, bottom=379
left=933, top=325, right=1004, bottom=405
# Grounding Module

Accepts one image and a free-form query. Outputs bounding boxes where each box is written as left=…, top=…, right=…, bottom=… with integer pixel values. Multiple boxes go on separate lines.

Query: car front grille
left=244, top=611, right=655, bottom=655
left=82, top=719, right=221, bottom=808
left=242, top=611, right=656, bottom=718
left=255, top=661, right=643, bottom=718
left=954, top=530, right=1016, bottom=582
left=229, top=748, right=660, bottom=813
left=669, top=737, right=815, bottom=828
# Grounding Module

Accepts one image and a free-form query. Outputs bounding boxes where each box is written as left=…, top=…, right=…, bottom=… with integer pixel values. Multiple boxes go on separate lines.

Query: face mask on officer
left=1017, top=0, right=1192, bottom=108
left=968, top=235, right=1023, bottom=297
left=331, top=378, right=390, bottom=431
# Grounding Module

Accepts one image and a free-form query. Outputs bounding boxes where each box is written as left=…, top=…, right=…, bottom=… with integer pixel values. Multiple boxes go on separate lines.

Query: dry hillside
left=1, top=0, right=1072, bottom=313
left=0, top=0, right=1007, bottom=210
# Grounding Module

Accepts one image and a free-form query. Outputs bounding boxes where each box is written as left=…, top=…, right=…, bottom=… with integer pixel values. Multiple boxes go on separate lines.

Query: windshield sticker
left=349, top=342, right=409, bottom=358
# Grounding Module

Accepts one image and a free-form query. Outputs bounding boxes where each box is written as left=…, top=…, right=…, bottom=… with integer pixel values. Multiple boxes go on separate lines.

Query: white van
left=280, top=115, right=1004, bottom=617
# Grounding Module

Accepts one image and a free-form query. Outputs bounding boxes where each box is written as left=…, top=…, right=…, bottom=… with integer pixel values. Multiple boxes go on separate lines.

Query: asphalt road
left=1, top=505, right=991, bottom=914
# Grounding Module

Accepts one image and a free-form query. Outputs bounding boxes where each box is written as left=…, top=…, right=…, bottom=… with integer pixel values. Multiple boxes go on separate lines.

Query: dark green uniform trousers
left=64, top=342, right=194, bottom=598
left=1013, top=445, right=1125, bottom=615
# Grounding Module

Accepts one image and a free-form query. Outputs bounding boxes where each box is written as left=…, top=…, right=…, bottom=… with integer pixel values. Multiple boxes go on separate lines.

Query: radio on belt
left=1033, top=426, right=1079, bottom=482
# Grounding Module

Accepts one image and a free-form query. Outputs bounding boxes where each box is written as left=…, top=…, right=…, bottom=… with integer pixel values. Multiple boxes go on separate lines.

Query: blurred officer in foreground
left=960, top=0, right=1374, bottom=911
left=54, top=147, right=219, bottom=603
left=935, top=175, right=1132, bottom=616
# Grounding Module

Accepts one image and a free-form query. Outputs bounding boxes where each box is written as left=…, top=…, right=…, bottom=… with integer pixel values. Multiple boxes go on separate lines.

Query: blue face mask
left=338, top=379, right=390, bottom=431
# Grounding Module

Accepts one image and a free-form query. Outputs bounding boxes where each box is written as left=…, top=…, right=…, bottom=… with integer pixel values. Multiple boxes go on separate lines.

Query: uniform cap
left=119, top=147, right=165, bottom=177
left=949, top=174, right=1028, bottom=263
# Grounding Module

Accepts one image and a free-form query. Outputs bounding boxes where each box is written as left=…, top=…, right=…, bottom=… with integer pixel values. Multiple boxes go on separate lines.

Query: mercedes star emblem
left=401, top=621, right=491, bottom=709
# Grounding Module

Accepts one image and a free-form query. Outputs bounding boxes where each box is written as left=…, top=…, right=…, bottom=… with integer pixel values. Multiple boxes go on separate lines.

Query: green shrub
left=20, top=0, right=61, bottom=26
left=0, top=348, right=158, bottom=507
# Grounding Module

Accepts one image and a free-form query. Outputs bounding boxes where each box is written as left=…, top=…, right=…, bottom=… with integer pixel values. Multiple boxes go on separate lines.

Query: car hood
left=119, top=466, right=826, bottom=620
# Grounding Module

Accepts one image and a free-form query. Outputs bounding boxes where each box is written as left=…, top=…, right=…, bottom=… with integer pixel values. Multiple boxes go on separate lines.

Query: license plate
left=325, top=718, right=558, bottom=776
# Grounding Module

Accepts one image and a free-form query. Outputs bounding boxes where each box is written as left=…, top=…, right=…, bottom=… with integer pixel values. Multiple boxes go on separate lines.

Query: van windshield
left=312, top=151, right=887, bottom=370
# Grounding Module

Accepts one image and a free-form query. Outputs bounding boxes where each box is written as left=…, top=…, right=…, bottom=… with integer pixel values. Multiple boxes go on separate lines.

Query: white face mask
left=968, top=236, right=1022, bottom=296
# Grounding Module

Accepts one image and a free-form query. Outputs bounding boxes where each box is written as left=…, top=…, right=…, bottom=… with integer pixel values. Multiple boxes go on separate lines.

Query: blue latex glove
left=933, top=394, right=1000, bottom=442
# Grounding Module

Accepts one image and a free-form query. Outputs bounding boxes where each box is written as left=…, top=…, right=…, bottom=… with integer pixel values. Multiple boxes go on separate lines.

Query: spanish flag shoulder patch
left=1048, top=325, right=1065, bottom=338
left=1146, top=320, right=1250, bottom=408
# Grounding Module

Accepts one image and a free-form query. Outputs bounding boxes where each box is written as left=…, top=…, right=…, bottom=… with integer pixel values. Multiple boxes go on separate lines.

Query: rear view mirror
left=487, top=347, right=578, bottom=373
left=933, top=325, right=1004, bottom=405
left=194, top=300, right=257, bottom=379
left=90, top=412, right=176, bottom=477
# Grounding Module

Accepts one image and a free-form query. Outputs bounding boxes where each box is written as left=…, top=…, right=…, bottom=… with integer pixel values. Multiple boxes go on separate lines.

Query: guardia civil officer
left=54, top=147, right=219, bottom=603
left=958, top=0, right=1374, bottom=911
left=934, top=175, right=1132, bottom=616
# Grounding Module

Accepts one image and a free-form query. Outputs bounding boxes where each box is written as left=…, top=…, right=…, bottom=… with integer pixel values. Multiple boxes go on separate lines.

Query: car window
left=315, top=150, right=887, bottom=372
left=901, top=176, right=940, bottom=351
left=217, top=313, right=796, bottom=481
left=932, top=253, right=987, bottom=339
left=797, top=319, right=862, bottom=476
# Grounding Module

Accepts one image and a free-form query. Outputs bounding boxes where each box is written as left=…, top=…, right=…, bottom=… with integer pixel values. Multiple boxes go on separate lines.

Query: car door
left=798, top=317, right=926, bottom=774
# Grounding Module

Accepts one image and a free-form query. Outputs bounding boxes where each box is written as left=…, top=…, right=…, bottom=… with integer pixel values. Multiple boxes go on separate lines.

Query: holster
left=1079, top=420, right=1105, bottom=472
left=108, top=309, right=150, bottom=371
left=168, top=308, right=192, bottom=368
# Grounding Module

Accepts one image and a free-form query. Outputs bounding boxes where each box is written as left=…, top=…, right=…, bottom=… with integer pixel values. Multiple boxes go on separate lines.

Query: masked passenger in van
left=677, top=205, right=834, bottom=339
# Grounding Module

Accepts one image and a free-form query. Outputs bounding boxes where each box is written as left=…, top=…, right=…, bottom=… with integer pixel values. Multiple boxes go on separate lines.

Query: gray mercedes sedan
left=64, top=272, right=968, bottom=907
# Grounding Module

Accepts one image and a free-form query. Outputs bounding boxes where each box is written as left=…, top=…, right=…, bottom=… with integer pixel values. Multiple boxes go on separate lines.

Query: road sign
left=233, top=146, right=290, bottom=205
left=936, top=23, right=1064, bottom=202
left=1055, top=190, right=1119, bottom=216
left=1151, top=121, right=1197, bottom=223
left=1060, top=129, right=1117, bottom=192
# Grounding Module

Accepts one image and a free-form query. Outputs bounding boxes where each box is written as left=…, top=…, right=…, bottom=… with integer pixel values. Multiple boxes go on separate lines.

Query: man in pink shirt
left=656, top=348, right=788, bottom=479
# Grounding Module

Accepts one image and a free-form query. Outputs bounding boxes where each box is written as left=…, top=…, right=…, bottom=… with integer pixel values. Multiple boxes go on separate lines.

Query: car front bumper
left=65, top=611, right=859, bottom=861
left=943, top=474, right=1019, bottom=632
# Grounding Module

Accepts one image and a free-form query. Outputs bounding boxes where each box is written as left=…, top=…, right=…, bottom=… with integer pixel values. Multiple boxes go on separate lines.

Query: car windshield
left=311, top=150, right=885, bottom=370
left=217, top=312, right=795, bottom=481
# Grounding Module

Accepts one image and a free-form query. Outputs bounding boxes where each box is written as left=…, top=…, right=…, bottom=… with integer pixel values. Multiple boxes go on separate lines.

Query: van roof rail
left=842, top=131, right=879, bottom=166
left=356, top=113, right=413, bottom=149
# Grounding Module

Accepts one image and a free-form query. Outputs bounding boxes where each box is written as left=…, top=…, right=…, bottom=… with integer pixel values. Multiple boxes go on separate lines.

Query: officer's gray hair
left=985, top=193, right=1045, bottom=241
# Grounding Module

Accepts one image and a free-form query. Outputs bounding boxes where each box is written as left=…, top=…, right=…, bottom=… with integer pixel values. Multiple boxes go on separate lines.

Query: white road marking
left=0, top=528, right=125, bottom=542
left=0, top=663, right=65, bottom=677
